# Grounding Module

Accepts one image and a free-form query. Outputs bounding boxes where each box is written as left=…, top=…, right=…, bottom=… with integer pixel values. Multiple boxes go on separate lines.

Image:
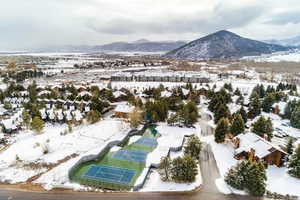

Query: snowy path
left=199, top=143, right=220, bottom=194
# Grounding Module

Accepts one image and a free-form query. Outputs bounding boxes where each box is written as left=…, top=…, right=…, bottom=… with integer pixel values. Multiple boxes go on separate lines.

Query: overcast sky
left=1, top=0, right=300, bottom=50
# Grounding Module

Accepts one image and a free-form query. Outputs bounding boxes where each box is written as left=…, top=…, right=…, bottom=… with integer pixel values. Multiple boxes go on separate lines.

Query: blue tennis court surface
left=135, top=136, right=158, bottom=147
left=113, top=149, right=147, bottom=162
left=84, top=165, right=135, bottom=185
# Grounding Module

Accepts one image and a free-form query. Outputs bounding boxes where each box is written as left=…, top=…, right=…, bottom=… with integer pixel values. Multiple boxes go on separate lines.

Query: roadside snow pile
left=140, top=165, right=202, bottom=192
left=0, top=119, right=130, bottom=184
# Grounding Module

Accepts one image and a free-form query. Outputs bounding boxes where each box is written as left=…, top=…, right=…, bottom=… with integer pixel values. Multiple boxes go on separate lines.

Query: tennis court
left=135, top=136, right=158, bottom=147
left=84, top=165, right=136, bottom=185
left=113, top=149, right=147, bottom=162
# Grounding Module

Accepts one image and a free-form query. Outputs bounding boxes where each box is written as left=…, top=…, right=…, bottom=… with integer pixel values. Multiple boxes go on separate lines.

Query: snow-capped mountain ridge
left=165, top=30, right=289, bottom=60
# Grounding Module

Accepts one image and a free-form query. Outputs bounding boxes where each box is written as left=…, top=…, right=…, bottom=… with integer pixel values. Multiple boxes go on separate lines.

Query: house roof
left=114, top=104, right=134, bottom=114
left=235, top=132, right=287, bottom=159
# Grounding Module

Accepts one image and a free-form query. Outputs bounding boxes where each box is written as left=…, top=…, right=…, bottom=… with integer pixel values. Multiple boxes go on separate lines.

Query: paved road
left=0, top=113, right=265, bottom=200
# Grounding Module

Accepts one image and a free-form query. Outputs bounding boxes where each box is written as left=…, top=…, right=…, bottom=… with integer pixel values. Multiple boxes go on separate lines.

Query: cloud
left=0, top=0, right=300, bottom=49
left=85, top=1, right=266, bottom=36
left=265, top=10, right=300, bottom=25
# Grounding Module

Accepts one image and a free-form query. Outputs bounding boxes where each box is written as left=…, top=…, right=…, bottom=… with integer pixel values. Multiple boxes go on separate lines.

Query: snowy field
left=243, top=51, right=300, bottom=62
left=0, top=119, right=130, bottom=187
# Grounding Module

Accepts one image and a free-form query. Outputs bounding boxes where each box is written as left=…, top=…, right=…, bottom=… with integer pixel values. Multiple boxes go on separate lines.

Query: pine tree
left=248, top=94, right=261, bottom=119
left=284, top=100, right=296, bottom=119
left=158, top=156, right=171, bottom=181
left=234, top=88, right=242, bottom=96
left=215, top=118, right=230, bottom=143
left=184, top=135, right=202, bottom=159
left=214, top=104, right=230, bottom=124
left=291, top=106, right=300, bottom=128
left=262, top=93, right=275, bottom=113
left=171, top=155, right=198, bottom=183
left=251, top=116, right=273, bottom=140
left=225, top=160, right=266, bottom=196
left=245, top=161, right=267, bottom=196
left=237, top=106, right=248, bottom=123
left=236, top=95, right=244, bottom=105
left=286, top=137, right=294, bottom=155
left=31, top=116, right=44, bottom=134
left=288, top=146, right=300, bottom=178
left=179, top=101, right=199, bottom=126
left=22, top=110, right=31, bottom=128
left=230, top=114, right=245, bottom=136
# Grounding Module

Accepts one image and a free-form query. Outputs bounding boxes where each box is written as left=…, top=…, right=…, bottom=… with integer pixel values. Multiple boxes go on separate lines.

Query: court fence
left=133, top=134, right=192, bottom=191
left=68, top=124, right=192, bottom=191
left=68, top=123, right=154, bottom=189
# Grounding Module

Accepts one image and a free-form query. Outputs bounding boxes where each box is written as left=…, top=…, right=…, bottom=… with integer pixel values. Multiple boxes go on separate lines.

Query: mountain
left=165, top=30, right=289, bottom=59
left=264, top=36, right=300, bottom=47
left=31, top=40, right=187, bottom=53
left=91, top=40, right=187, bottom=52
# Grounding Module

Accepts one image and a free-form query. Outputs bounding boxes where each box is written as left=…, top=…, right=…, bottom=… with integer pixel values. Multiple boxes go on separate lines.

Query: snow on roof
left=79, top=91, right=92, bottom=97
left=182, top=88, right=189, bottom=96
left=73, top=110, right=83, bottom=121
left=2, top=118, right=17, bottom=130
left=38, top=90, right=51, bottom=96
left=0, top=106, right=7, bottom=115
left=40, top=109, right=47, bottom=119
left=113, top=91, right=126, bottom=98
left=161, top=90, right=172, bottom=98
left=235, top=132, right=286, bottom=158
left=114, top=104, right=134, bottom=113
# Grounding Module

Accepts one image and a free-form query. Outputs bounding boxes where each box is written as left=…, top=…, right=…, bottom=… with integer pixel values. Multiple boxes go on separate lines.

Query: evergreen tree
left=286, top=137, right=294, bottom=155
left=284, top=100, right=296, bottom=119
left=158, top=156, right=171, bottom=181
left=291, top=106, right=300, bottom=128
left=251, top=116, right=274, bottom=140
left=22, top=110, right=31, bottom=128
left=288, top=146, right=300, bottom=178
left=236, top=95, right=244, bottom=105
left=179, top=101, right=199, bottom=127
left=248, top=94, right=261, bottom=119
left=230, top=114, right=245, bottom=136
left=225, top=160, right=266, bottom=196
left=237, top=106, right=248, bottom=124
left=245, top=161, right=267, bottom=196
left=215, top=118, right=230, bottom=143
left=234, top=88, right=242, bottom=96
left=171, top=155, right=198, bottom=183
left=214, top=104, right=230, bottom=124
left=184, top=135, right=202, bottom=159
left=31, top=116, right=44, bottom=134
left=262, top=93, right=275, bottom=113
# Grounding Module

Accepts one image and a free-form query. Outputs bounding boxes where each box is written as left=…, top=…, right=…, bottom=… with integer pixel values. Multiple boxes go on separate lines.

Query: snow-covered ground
left=243, top=50, right=300, bottom=62
left=202, top=134, right=300, bottom=196
left=134, top=123, right=202, bottom=192
left=140, top=165, right=202, bottom=192
left=0, top=119, right=130, bottom=186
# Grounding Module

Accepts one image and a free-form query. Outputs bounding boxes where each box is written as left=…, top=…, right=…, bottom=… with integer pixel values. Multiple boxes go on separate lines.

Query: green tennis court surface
left=113, top=149, right=147, bottom=162
left=84, top=165, right=135, bottom=185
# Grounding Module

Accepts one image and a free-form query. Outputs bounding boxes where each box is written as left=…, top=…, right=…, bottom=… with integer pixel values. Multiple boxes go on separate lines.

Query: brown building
left=232, top=132, right=287, bottom=167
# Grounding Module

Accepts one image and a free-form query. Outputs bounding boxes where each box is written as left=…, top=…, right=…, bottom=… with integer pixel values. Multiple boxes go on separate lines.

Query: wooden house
left=232, top=132, right=287, bottom=167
